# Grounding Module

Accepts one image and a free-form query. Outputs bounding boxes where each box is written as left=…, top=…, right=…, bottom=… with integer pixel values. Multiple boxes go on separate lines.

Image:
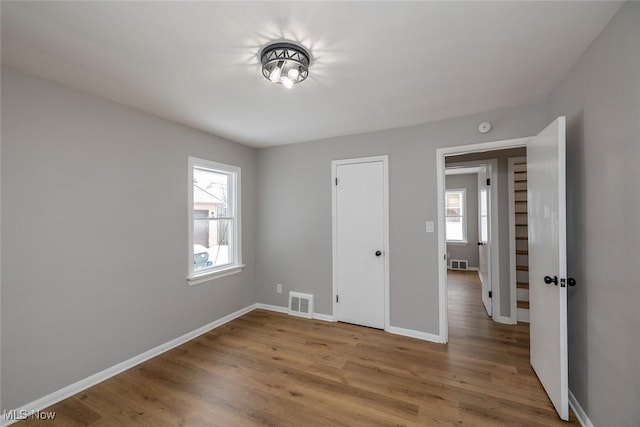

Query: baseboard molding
left=387, top=326, right=445, bottom=343
left=5, top=303, right=445, bottom=425
left=467, top=267, right=479, bottom=271
left=0, top=303, right=257, bottom=427
left=255, top=303, right=335, bottom=322
left=312, top=312, right=336, bottom=322
left=257, top=306, right=441, bottom=342
left=255, top=303, right=288, bottom=314
left=493, top=315, right=517, bottom=325
left=569, top=390, right=594, bottom=427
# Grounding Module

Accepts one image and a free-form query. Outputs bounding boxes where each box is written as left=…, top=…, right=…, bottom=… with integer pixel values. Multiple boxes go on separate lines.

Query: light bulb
left=281, top=76, right=294, bottom=89
left=287, top=68, right=300, bottom=81
left=269, top=61, right=283, bottom=83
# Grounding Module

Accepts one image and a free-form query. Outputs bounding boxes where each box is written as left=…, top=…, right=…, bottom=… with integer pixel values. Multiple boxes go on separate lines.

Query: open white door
left=477, top=165, right=492, bottom=317
left=528, top=116, right=569, bottom=420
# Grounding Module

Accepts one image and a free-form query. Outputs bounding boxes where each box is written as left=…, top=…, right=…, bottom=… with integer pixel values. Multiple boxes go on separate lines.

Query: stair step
left=517, top=282, right=529, bottom=289
left=515, top=223, right=528, bottom=227
left=514, top=179, right=528, bottom=183
left=514, top=190, right=527, bottom=193
left=516, top=237, right=528, bottom=241
left=516, top=250, right=529, bottom=255
left=516, top=265, right=529, bottom=271
left=517, top=300, right=530, bottom=309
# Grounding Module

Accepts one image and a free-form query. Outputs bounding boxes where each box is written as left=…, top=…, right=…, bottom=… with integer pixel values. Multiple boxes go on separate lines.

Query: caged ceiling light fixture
left=260, top=41, right=310, bottom=89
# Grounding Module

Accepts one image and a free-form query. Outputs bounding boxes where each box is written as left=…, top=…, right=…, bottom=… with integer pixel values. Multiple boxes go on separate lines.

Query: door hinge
left=336, top=295, right=339, bottom=303
left=488, top=291, right=492, bottom=298
left=560, top=278, right=566, bottom=288
left=486, top=178, right=491, bottom=186
left=335, top=178, right=338, bottom=185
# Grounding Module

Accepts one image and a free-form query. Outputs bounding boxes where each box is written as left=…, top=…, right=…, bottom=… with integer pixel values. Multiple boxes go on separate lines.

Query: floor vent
left=288, top=292, right=314, bottom=319
left=450, top=260, right=469, bottom=270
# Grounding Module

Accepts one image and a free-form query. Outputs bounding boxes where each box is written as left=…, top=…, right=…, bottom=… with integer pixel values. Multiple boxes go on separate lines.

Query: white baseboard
left=467, top=267, right=479, bottom=271
left=4, top=303, right=443, bottom=426
left=569, top=390, right=594, bottom=427
left=387, top=326, right=445, bottom=343
left=259, top=305, right=443, bottom=343
left=255, top=303, right=288, bottom=313
left=0, top=303, right=257, bottom=427
left=493, top=315, right=517, bottom=325
left=255, top=303, right=335, bottom=322
left=312, top=312, right=336, bottom=322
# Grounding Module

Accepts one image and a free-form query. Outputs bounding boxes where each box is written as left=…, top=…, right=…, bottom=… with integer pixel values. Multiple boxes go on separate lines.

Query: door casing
left=331, top=155, right=390, bottom=330
left=436, top=138, right=529, bottom=343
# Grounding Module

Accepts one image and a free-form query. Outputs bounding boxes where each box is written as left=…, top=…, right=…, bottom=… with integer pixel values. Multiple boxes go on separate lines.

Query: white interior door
left=477, top=166, right=492, bottom=316
left=333, top=159, right=386, bottom=329
left=528, top=116, right=568, bottom=420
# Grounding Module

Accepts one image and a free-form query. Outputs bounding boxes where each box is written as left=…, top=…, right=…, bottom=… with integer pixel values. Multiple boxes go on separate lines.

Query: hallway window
left=446, top=189, right=466, bottom=242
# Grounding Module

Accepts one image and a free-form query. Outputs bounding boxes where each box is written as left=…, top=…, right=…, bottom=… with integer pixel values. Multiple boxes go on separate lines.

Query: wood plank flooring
left=19, top=270, right=577, bottom=426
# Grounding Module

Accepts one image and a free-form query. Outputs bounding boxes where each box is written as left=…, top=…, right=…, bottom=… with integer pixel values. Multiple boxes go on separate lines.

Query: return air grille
left=288, top=292, right=314, bottom=319
left=450, top=260, right=469, bottom=270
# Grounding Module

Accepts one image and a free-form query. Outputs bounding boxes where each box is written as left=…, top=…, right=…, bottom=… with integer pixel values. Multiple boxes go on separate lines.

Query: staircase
left=512, top=159, right=530, bottom=322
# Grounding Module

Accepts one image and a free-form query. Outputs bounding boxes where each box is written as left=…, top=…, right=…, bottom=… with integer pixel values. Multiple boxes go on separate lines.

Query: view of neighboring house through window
left=188, top=157, right=242, bottom=281
left=446, top=189, right=466, bottom=242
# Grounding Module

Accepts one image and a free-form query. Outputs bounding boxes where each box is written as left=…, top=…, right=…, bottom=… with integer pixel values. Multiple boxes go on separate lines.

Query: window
left=188, top=157, right=243, bottom=284
left=445, top=189, right=466, bottom=242
left=479, top=187, right=488, bottom=242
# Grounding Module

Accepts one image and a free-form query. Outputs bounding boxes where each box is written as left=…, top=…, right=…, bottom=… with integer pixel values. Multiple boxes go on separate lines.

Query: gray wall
left=446, top=148, right=526, bottom=318
left=0, top=67, right=257, bottom=410
left=256, top=104, right=546, bottom=333
left=445, top=174, right=479, bottom=268
left=546, top=3, right=640, bottom=426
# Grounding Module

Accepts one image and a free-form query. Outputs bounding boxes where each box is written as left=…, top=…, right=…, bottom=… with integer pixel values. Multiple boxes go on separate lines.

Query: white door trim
left=331, top=155, right=390, bottom=330
left=436, top=137, right=529, bottom=343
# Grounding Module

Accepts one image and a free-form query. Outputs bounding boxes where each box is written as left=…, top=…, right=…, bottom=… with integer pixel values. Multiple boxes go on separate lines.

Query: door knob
left=544, top=275, right=558, bottom=285
left=568, top=278, right=577, bottom=287
left=375, top=250, right=382, bottom=257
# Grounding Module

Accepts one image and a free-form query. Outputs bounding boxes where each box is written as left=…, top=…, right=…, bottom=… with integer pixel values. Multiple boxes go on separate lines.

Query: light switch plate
left=425, top=221, right=434, bottom=233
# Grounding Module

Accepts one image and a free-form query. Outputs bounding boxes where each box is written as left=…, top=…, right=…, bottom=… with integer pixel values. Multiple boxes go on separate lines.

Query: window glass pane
left=446, top=217, right=463, bottom=241
left=193, top=219, right=233, bottom=271
left=446, top=192, right=461, bottom=208
left=193, top=168, right=230, bottom=219
left=446, top=207, right=461, bottom=216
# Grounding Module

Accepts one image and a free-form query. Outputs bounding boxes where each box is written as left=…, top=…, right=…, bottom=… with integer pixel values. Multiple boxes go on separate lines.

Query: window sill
left=446, top=241, right=468, bottom=246
left=188, top=264, right=246, bottom=286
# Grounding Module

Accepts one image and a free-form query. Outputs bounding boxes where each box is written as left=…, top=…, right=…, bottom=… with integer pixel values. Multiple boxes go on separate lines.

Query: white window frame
left=445, top=188, right=467, bottom=244
left=187, top=157, right=244, bottom=285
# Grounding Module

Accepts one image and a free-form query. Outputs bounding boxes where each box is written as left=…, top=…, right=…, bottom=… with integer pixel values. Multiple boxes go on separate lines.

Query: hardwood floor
left=20, top=270, right=578, bottom=426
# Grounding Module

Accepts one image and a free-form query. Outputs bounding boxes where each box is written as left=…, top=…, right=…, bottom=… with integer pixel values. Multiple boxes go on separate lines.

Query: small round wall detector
left=478, top=122, right=492, bottom=134
left=478, top=122, right=491, bottom=133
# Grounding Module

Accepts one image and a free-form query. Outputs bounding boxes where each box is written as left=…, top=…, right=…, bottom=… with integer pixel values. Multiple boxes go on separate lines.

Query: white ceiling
left=1, top=1, right=621, bottom=148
